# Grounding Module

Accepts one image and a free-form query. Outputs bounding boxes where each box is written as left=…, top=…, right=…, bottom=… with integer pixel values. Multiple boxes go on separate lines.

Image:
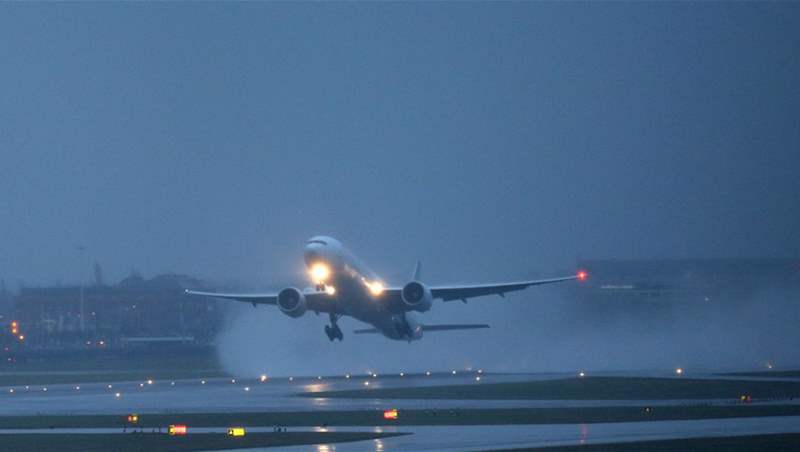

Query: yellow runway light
left=227, top=427, right=246, bottom=437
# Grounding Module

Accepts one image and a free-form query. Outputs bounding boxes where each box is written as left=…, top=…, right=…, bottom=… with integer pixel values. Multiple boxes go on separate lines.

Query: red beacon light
left=577, top=270, right=588, bottom=282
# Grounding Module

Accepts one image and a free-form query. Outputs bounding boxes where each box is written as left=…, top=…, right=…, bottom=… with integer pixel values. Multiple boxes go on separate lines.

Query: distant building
left=12, top=273, right=221, bottom=347
left=573, top=258, right=800, bottom=315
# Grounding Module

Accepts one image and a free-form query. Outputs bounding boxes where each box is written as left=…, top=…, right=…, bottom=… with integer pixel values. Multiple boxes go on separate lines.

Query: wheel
left=324, top=325, right=334, bottom=341
left=335, top=327, right=344, bottom=341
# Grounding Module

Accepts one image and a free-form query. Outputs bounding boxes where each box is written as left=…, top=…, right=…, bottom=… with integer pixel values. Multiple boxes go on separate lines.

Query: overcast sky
left=1, top=3, right=798, bottom=289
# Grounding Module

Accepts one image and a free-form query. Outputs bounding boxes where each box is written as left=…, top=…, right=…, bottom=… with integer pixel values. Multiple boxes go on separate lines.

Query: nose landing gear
left=325, top=313, right=344, bottom=341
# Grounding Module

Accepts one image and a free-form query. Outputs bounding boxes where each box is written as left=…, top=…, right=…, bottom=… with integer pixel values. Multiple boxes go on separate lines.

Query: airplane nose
left=304, top=242, right=325, bottom=265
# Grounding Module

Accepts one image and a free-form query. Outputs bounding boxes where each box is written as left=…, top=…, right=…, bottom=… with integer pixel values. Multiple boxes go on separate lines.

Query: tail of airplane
left=354, top=324, right=489, bottom=334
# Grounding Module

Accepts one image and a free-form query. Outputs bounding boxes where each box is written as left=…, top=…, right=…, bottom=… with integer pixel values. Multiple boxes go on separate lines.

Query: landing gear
left=325, top=313, right=344, bottom=341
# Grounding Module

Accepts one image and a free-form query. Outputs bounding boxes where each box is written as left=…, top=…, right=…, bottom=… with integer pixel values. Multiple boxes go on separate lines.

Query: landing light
left=366, top=281, right=385, bottom=296
left=325, top=285, right=336, bottom=296
left=310, top=263, right=331, bottom=283
left=260, top=374, right=268, bottom=382
left=675, top=367, right=684, bottom=375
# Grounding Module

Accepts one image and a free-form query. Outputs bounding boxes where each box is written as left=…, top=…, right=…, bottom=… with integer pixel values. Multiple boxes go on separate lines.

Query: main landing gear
left=325, top=313, right=343, bottom=341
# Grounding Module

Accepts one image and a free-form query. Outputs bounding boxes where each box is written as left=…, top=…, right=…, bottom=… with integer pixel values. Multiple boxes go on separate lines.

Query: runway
left=1, top=417, right=799, bottom=451
left=2, top=370, right=800, bottom=450
left=4, top=370, right=793, bottom=416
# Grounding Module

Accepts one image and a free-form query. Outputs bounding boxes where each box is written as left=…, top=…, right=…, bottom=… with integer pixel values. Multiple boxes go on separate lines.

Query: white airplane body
left=187, top=236, right=585, bottom=342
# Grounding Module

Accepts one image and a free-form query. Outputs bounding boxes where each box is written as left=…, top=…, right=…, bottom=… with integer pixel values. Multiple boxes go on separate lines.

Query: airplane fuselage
left=303, top=236, right=423, bottom=341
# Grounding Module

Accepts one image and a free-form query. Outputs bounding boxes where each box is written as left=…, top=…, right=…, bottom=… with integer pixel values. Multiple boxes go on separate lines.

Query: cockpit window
left=307, top=239, right=328, bottom=246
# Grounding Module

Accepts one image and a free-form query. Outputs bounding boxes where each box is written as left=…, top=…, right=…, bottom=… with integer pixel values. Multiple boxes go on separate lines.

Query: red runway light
left=169, top=424, right=188, bottom=436
left=383, top=409, right=399, bottom=420
left=577, top=270, right=588, bottom=281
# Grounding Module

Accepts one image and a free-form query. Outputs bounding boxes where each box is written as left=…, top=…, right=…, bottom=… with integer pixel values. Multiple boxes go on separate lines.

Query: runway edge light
left=228, top=427, right=246, bottom=437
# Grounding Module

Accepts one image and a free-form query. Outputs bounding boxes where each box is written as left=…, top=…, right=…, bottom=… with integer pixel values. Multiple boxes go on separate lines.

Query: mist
left=2, top=3, right=799, bottom=374
left=215, top=281, right=800, bottom=376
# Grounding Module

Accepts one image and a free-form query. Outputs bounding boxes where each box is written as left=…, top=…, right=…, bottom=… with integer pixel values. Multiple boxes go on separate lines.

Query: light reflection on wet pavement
left=2, top=371, right=797, bottom=416
left=1, top=417, right=799, bottom=451
left=2, top=371, right=799, bottom=450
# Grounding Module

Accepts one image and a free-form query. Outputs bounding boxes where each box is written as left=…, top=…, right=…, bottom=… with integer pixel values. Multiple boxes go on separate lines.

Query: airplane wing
left=430, top=275, right=580, bottom=303
left=184, top=289, right=335, bottom=312
left=184, top=290, right=278, bottom=305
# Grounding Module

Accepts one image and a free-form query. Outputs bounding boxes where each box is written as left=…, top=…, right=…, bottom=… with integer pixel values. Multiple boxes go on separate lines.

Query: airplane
left=186, top=236, right=587, bottom=342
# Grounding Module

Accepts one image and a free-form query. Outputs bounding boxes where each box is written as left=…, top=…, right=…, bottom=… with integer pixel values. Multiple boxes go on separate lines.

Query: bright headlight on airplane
left=325, top=285, right=336, bottom=296
left=366, top=281, right=385, bottom=296
left=310, top=263, right=331, bottom=283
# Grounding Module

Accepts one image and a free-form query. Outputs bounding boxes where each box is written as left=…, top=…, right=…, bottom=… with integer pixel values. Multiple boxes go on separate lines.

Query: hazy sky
left=1, top=2, right=798, bottom=289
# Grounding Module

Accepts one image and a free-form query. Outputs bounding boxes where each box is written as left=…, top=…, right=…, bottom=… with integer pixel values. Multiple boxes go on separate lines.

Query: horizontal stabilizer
left=353, top=328, right=381, bottom=334
left=353, top=324, right=489, bottom=334
left=422, top=324, right=490, bottom=332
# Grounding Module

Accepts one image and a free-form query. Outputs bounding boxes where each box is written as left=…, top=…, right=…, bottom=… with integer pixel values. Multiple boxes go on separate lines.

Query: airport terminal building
left=8, top=273, right=221, bottom=348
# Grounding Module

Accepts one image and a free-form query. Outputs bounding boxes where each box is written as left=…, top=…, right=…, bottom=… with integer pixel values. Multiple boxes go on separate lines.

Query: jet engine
left=401, top=281, right=433, bottom=312
left=277, top=287, right=307, bottom=318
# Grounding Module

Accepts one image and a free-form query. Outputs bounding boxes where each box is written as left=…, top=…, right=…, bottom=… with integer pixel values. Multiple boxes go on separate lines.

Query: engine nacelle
left=401, top=281, right=433, bottom=312
left=277, top=287, right=307, bottom=318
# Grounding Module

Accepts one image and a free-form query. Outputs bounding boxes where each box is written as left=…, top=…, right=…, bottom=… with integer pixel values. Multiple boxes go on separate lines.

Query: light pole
left=76, top=245, right=89, bottom=333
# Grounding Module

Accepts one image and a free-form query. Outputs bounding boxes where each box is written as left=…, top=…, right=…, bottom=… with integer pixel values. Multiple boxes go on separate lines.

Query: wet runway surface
left=1, top=417, right=799, bottom=451
left=3, top=370, right=790, bottom=416
left=3, top=370, right=800, bottom=450
left=0, top=372, right=542, bottom=415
